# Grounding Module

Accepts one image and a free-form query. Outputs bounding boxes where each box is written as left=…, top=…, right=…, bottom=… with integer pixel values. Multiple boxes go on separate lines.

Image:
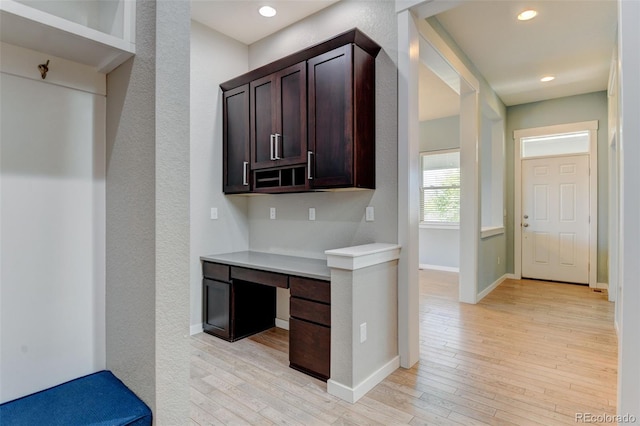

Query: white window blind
left=421, top=151, right=460, bottom=223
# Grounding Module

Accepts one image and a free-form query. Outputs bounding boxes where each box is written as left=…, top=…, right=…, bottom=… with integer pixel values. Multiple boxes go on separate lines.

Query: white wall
left=419, top=228, right=459, bottom=269
left=617, top=0, right=640, bottom=418
left=246, top=0, right=398, bottom=258
left=190, top=21, right=250, bottom=332
left=106, top=0, right=191, bottom=421
left=0, top=43, right=106, bottom=403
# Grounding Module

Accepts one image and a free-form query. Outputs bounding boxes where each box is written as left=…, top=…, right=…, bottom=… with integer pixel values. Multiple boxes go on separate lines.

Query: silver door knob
left=523, top=223, right=529, bottom=227
left=524, top=215, right=529, bottom=219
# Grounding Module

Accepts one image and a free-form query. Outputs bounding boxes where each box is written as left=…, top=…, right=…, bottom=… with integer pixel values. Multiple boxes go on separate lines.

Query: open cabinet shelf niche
left=0, top=0, right=135, bottom=73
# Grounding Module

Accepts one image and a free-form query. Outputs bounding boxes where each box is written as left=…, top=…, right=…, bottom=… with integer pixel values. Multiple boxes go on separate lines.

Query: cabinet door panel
left=223, top=85, right=250, bottom=193
left=277, top=62, right=307, bottom=166
left=250, top=76, right=275, bottom=169
left=308, top=45, right=353, bottom=187
left=289, top=318, right=330, bottom=380
left=203, top=279, right=231, bottom=340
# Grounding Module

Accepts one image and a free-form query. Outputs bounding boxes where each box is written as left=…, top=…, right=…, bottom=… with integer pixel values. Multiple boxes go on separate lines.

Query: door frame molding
left=514, top=120, right=598, bottom=287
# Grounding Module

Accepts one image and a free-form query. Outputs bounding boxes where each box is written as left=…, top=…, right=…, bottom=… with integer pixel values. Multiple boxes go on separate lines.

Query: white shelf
left=0, top=0, right=135, bottom=73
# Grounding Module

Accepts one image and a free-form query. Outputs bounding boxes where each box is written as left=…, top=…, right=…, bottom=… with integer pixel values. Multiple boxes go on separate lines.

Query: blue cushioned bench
left=0, top=370, right=152, bottom=426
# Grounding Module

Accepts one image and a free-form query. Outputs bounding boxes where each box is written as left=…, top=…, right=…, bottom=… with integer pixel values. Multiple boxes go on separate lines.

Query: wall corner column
left=326, top=243, right=401, bottom=403
left=396, top=7, right=421, bottom=369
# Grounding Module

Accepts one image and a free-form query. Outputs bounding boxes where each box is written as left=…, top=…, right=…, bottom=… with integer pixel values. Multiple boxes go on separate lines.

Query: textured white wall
left=0, top=46, right=106, bottom=403
left=155, top=0, right=191, bottom=423
left=352, top=262, right=398, bottom=385
left=190, top=22, right=249, bottom=331
left=329, top=260, right=398, bottom=392
left=106, top=0, right=157, bottom=408
left=106, top=0, right=191, bottom=421
left=246, top=0, right=398, bottom=258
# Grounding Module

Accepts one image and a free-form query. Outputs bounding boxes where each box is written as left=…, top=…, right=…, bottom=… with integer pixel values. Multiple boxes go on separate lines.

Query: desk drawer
left=230, top=266, right=288, bottom=288
left=203, top=262, right=230, bottom=282
left=289, top=318, right=330, bottom=380
left=290, top=297, right=330, bottom=326
left=290, top=276, right=330, bottom=303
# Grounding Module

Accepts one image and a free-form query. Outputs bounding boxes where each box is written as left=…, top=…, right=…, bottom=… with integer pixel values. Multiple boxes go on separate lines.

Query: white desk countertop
left=201, top=251, right=330, bottom=281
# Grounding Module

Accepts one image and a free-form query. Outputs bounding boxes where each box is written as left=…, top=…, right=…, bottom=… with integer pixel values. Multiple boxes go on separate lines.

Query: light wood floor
left=190, top=270, right=617, bottom=425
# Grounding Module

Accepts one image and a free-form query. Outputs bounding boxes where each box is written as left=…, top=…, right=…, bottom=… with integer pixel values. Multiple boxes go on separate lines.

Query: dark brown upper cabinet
left=220, top=28, right=381, bottom=194
left=308, top=44, right=375, bottom=189
left=250, top=62, right=307, bottom=170
left=223, top=84, right=251, bottom=194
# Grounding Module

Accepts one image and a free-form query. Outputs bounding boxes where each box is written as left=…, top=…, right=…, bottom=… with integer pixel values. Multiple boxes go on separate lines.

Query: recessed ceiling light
left=259, top=6, right=277, bottom=18
left=540, top=76, right=555, bottom=82
left=517, top=9, right=538, bottom=21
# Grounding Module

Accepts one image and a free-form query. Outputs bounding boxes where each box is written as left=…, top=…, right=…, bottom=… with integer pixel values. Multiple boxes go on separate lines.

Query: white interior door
left=521, top=155, right=590, bottom=284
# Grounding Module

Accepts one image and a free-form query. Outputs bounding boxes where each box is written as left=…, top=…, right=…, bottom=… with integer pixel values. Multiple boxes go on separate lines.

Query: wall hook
left=38, top=60, right=50, bottom=79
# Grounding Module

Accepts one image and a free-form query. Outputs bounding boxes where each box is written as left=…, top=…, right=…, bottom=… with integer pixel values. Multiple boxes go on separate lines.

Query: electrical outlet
left=497, top=256, right=501, bottom=265
left=210, top=207, right=218, bottom=220
left=270, top=207, right=276, bottom=220
left=309, top=207, right=316, bottom=221
left=360, top=322, right=367, bottom=343
left=365, top=206, right=375, bottom=222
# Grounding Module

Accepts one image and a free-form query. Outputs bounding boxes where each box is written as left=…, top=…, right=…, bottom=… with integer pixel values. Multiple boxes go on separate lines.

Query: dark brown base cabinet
left=202, top=259, right=331, bottom=381
left=202, top=262, right=276, bottom=342
left=289, top=277, right=331, bottom=381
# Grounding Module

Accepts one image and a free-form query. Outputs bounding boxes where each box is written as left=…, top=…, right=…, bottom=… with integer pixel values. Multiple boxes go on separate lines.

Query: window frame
left=419, top=149, right=461, bottom=228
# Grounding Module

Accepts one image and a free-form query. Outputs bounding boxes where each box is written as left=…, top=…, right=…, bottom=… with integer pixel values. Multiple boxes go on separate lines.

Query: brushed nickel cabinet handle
left=269, top=134, right=275, bottom=160
left=274, top=133, right=281, bottom=160
left=243, top=161, right=249, bottom=186
left=307, top=151, right=314, bottom=180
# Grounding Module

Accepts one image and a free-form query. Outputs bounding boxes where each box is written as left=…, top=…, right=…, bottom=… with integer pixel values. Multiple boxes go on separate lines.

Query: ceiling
left=191, top=0, right=618, bottom=112
left=434, top=0, right=617, bottom=106
left=191, top=0, right=339, bottom=45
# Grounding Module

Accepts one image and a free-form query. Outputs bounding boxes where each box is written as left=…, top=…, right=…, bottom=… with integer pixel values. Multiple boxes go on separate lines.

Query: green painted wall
left=506, top=91, right=609, bottom=283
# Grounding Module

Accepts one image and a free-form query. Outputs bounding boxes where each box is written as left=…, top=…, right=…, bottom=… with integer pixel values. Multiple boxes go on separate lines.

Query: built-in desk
left=200, top=251, right=331, bottom=380
left=200, top=244, right=402, bottom=396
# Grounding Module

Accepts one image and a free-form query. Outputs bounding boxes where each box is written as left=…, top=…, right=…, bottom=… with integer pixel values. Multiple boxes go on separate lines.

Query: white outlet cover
left=210, top=207, right=218, bottom=220
left=309, top=207, right=316, bottom=221
left=360, top=322, right=367, bottom=343
left=270, top=207, right=276, bottom=220
left=365, top=206, right=375, bottom=222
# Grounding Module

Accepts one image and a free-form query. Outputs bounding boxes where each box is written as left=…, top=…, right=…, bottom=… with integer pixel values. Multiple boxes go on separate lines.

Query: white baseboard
left=596, top=282, right=609, bottom=290
left=190, top=323, right=203, bottom=336
left=327, top=356, right=400, bottom=403
left=476, top=274, right=507, bottom=302
left=505, top=273, right=518, bottom=280
left=615, top=319, right=619, bottom=336
left=275, top=318, right=289, bottom=330
left=419, top=264, right=459, bottom=273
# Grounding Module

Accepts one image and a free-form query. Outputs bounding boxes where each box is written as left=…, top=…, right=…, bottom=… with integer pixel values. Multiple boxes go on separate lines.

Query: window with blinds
left=420, top=150, right=460, bottom=224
